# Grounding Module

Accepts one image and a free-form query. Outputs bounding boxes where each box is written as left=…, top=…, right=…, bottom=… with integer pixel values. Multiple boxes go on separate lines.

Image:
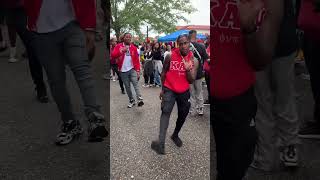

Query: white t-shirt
left=121, top=46, right=134, bottom=72
left=36, top=0, right=75, bottom=33
left=164, top=51, right=171, bottom=59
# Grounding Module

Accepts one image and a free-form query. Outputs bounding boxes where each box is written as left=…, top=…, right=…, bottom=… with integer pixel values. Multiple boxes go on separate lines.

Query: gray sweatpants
left=29, top=21, right=100, bottom=122
left=252, top=52, right=300, bottom=171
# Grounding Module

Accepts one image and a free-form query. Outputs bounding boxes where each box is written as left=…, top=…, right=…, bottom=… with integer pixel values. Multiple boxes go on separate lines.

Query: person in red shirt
left=111, top=33, right=144, bottom=108
left=151, top=34, right=199, bottom=155
left=211, top=0, right=284, bottom=179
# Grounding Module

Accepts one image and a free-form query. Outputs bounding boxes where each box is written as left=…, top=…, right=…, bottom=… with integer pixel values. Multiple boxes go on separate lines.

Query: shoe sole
left=127, top=105, right=135, bottom=108
left=298, top=134, right=320, bottom=139
left=88, top=126, right=108, bottom=142
left=56, top=130, right=83, bottom=146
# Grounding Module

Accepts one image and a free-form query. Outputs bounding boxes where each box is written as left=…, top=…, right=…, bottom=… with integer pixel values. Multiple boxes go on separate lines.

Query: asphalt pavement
left=0, top=38, right=109, bottom=180
left=110, top=78, right=210, bottom=179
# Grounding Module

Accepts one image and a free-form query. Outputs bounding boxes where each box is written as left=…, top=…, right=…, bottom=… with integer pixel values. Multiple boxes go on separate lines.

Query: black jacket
left=274, top=0, right=298, bottom=58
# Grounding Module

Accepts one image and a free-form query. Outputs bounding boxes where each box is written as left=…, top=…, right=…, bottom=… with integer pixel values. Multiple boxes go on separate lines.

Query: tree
left=110, top=0, right=196, bottom=39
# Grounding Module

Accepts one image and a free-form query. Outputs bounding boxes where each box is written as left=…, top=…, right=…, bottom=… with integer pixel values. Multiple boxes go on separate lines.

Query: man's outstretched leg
left=151, top=88, right=176, bottom=155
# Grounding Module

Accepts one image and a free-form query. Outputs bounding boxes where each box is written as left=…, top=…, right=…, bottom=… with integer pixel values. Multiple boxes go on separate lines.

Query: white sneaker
left=8, top=57, right=18, bottom=63
left=127, top=100, right=136, bottom=108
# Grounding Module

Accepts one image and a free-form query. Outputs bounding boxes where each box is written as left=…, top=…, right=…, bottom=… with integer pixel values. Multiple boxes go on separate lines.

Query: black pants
left=111, top=64, right=124, bottom=91
left=211, top=87, right=257, bottom=180
left=144, top=73, right=154, bottom=85
left=303, top=37, right=320, bottom=123
left=158, top=87, right=191, bottom=143
left=10, top=8, right=46, bottom=92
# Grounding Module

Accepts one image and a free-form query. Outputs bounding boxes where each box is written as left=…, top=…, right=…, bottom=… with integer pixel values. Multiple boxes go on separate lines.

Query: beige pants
left=252, top=52, right=300, bottom=171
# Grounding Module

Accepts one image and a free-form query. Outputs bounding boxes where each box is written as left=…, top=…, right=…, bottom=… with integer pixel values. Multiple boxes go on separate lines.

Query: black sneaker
left=137, top=97, right=144, bottom=107
left=55, top=120, right=83, bottom=145
left=128, top=99, right=136, bottom=108
left=0, top=46, right=7, bottom=52
left=197, top=107, right=204, bottom=116
left=36, top=87, right=49, bottom=103
left=298, top=122, right=320, bottom=139
left=151, top=141, right=165, bottom=155
left=280, top=145, right=298, bottom=167
left=171, top=135, right=183, bottom=147
left=204, top=99, right=210, bottom=106
left=121, top=89, right=125, bottom=94
left=87, top=112, right=108, bottom=142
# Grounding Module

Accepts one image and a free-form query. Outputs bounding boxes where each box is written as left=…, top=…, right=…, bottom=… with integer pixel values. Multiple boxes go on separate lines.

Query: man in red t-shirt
left=211, top=0, right=284, bottom=179
left=151, top=34, right=199, bottom=155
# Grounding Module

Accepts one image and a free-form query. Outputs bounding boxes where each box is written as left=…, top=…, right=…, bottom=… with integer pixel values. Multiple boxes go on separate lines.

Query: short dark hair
left=123, top=32, right=132, bottom=37
left=189, top=30, right=197, bottom=35
left=176, top=34, right=189, bottom=42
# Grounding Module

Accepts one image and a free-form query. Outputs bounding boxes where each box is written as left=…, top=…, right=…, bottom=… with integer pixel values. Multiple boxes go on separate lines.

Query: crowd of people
left=109, top=31, right=210, bottom=109
left=109, top=30, right=210, bottom=154
left=211, top=0, right=319, bottom=179
left=0, top=0, right=108, bottom=145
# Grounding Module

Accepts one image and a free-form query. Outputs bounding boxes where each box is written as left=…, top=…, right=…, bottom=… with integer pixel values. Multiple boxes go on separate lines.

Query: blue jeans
left=29, top=21, right=100, bottom=122
left=120, top=69, right=142, bottom=101
left=154, top=60, right=162, bottom=86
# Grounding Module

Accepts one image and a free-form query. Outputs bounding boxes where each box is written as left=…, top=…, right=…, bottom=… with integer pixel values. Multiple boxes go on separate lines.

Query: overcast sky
left=145, top=0, right=210, bottom=36
left=177, top=0, right=210, bottom=26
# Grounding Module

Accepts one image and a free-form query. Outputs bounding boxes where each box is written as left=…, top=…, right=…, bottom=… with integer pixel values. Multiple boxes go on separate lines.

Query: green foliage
left=110, top=0, right=196, bottom=39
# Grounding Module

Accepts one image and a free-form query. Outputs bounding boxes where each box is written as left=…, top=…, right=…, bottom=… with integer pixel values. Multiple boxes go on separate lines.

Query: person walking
left=2, top=0, right=49, bottom=103
left=111, top=32, right=144, bottom=108
left=189, top=30, right=209, bottom=116
left=252, top=0, right=300, bottom=170
left=24, top=0, right=108, bottom=145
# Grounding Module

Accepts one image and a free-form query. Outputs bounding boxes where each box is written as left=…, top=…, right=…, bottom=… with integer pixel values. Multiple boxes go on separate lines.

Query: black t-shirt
left=190, top=42, right=209, bottom=79
left=152, top=50, right=163, bottom=61
left=274, top=0, right=298, bottom=58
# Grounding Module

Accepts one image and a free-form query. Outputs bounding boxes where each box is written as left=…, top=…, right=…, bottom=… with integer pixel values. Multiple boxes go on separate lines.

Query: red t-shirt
left=164, top=48, right=194, bottom=93
left=211, top=0, right=256, bottom=99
